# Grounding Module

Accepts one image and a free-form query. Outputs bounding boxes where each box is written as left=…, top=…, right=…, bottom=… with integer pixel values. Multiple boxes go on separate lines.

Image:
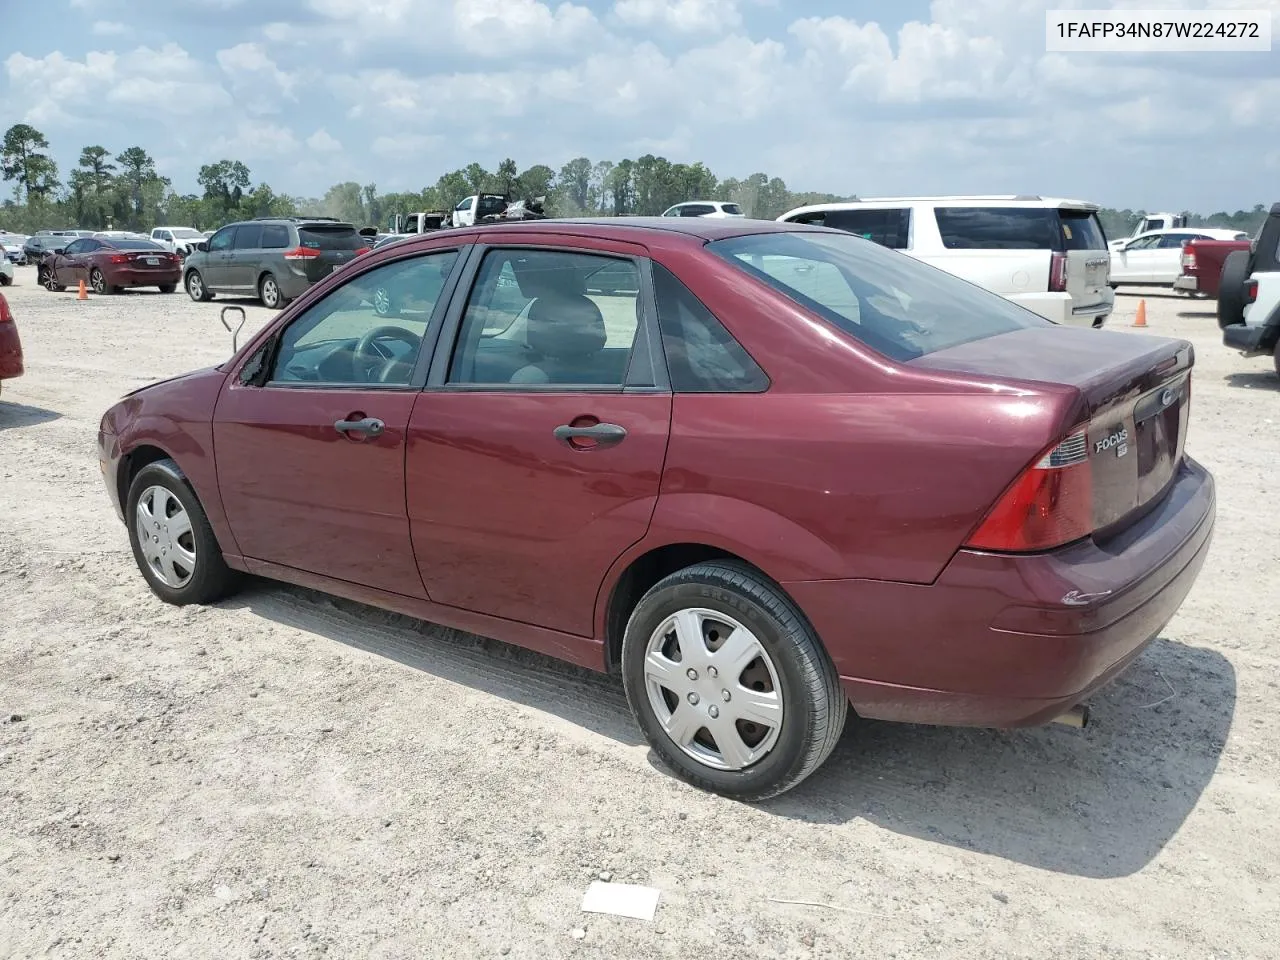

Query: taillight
left=283, top=246, right=322, bottom=260
left=1049, top=251, right=1068, bottom=292
left=1245, top=280, right=1258, bottom=304
left=354, top=247, right=370, bottom=256
left=109, top=253, right=129, bottom=264
left=1180, top=243, right=1196, bottom=270
left=965, top=429, right=1093, bottom=552
left=0, top=293, right=12, bottom=324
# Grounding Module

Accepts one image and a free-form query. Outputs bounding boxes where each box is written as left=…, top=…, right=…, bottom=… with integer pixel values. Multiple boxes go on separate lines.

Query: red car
left=98, top=218, right=1215, bottom=800
left=38, top=236, right=182, bottom=295
left=0, top=292, right=23, bottom=396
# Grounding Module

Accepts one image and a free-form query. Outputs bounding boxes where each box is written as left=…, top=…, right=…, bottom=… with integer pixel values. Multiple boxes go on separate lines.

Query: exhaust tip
left=1052, top=704, right=1090, bottom=729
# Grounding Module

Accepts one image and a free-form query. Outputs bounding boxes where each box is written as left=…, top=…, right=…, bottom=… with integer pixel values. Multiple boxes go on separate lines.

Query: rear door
left=297, top=224, right=366, bottom=283
left=406, top=238, right=672, bottom=637
left=1057, top=207, right=1112, bottom=313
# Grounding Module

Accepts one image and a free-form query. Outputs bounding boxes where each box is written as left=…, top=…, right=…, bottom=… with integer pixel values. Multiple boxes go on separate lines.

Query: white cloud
left=208, top=120, right=301, bottom=160
left=305, top=128, right=344, bottom=153
left=614, top=0, right=743, bottom=33
left=371, top=133, right=445, bottom=160
left=91, top=20, right=128, bottom=36
left=215, top=42, right=297, bottom=108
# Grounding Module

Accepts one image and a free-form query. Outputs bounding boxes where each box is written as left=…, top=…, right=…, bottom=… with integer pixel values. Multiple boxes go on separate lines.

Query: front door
left=407, top=243, right=672, bottom=637
left=202, top=226, right=236, bottom=289
left=213, top=247, right=465, bottom=597
left=54, top=239, right=95, bottom=286
left=1113, top=234, right=1163, bottom=283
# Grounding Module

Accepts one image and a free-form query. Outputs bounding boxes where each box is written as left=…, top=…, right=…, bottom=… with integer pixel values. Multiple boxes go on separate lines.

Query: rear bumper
left=1223, top=321, right=1278, bottom=356
left=785, top=457, right=1216, bottom=727
left=1011, top=290, right=1114, bottom=327
left=108, top=267, right=182, bottom=287
left=1173, top=275, right=1198, bottom=293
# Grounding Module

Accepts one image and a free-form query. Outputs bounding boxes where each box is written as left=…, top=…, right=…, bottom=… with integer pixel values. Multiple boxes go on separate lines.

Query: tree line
left=0, top=122, right=1270, bottom=240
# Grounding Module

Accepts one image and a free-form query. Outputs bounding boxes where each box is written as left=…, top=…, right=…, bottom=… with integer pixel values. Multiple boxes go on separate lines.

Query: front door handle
left=334, top=416, right=385, bottom=437
left=553, top=422, right=627, bottom=448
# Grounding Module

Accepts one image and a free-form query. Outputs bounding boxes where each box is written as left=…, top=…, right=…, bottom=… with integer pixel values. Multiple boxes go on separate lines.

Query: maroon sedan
left=39, top=236, right=181, bottom=295
left=0, top=292, right=23, bottom=397
left=97, top=218, right=1215, bottom=800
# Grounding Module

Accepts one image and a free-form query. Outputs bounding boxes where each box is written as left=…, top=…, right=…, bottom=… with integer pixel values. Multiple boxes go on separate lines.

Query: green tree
left=434, top=170, right=472, bottom=209
left=495, top=158, right=519, bottom=195
left=463, top=162, right=489, bottom=194
left=322, top=181, right=366, bottom=224
left=76, top=145, right=117, bottom=228
left=198, top=159, right=252, bottom=214
left=115, top=146, right=162, bottom=227
left=604, top=159, right=634, bottom=216
left=1, top=124, right=60, bottom=201
left=518, top=164, right=556, bottom=201
left=558, top=157, right=592, bottom=213
left=362, top=183, right=383, bottom=228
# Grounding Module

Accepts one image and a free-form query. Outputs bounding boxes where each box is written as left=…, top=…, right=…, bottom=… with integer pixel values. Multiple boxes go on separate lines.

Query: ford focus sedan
left=97, top=218, right=1215, bottom=800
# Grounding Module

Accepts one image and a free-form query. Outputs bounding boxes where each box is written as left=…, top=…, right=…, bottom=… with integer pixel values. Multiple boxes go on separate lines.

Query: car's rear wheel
left=126, top=459, right=240, bottom=606
left=260, top=272, right=286, bottom=310
left=185, top=270, right=211, bottom=302
left=158, top=283, right=176, bottom=294
left=1218, top=250, right=1253, bottom=329
left=90, top=268, right=113, bottom=295
left=621, top=561, right=847, bottom=801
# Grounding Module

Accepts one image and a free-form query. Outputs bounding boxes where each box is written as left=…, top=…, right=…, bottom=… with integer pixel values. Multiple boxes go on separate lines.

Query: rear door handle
left=334, top=417, right=384, bottom=437
left=553, top=422, right=627, bottom=447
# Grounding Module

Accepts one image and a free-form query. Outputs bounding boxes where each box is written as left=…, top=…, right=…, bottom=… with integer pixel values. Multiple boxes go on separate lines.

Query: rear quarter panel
left=1187, top=240, right=1252, bottom=297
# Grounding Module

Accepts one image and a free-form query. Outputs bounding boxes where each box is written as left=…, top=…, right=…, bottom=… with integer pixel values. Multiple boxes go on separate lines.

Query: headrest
left=526, top=295, right=606, bottom=360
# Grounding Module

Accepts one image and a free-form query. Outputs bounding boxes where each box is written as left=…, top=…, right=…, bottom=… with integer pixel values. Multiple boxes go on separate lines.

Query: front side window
left=448, top=249, right=641, bottom=387
left=1158, top=233, right=1193, bottom=249
left=709, top=231, right=1048, bottom=362
left=934, top=207, right=1059, bottom=250
left=822, top=208, right=912, bottom=250
left=208, top=228, right=234, bottom=253
left=268, top=250, right=460, bottom=386
left=456, top=197, right=474, bottom=211
left=64, top=239, right=88, bottom=255
left=1126, top=235, right=1161, bottom=250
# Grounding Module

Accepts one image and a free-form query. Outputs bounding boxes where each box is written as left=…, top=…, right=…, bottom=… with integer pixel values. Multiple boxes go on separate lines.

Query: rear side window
left=261, top=224, right=290, bottom=249
left=652, top=263, right=768, bottom=393
left=233, top=225, right=263, bottom=249
left=721, top=203, right=742, bottom=215
left=708, top=231, right=1048, bottom=362
left=934, top=207, right=1058, bottom=250
left=1058, top=210, right=1107, bottom=250
left=298, top=226, right=363, bottom=251
left=680, top=204, right=715, bottom=217
left=822, top=208, right=911, bottom=250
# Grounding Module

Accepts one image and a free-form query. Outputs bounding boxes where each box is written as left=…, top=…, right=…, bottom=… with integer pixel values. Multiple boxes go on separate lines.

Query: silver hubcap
left=92, top=271, right=104, bottom=293
left=189, top=275, right=202, bottom=298
left=263, top=278, right=278, bottom=305
left=644, top=608, right=784, bottom=771
left=135, top=485, right=196, bottom=589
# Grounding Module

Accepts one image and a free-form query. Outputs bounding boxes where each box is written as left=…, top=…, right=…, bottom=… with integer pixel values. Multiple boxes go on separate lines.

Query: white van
left=777, top=196, right=1114, bottom=327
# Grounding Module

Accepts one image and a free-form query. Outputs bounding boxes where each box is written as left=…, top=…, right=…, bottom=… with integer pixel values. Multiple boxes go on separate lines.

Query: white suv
left=661, top=201, right=744, bottom=219
left=776, top=196, right=1114, bottom=327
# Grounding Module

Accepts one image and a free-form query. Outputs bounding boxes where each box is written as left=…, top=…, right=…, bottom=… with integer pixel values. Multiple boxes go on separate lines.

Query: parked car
left=1, top=234, right=29, bottom=265
left=778, top=195, right=1114, bottom=327
left=1174, top=236, right=1254, bottom=299
left=1109, top=228, right=1249, bottom=288
left=1107, top=212, right=1187, bottom=251
left=182, top=217, right=369, bottom=309
left=98, top=217, right=1215, bottom=800
left=0, top=256, right=12, bottom=287
left=36, top=236, right=181, bottom=294
left=23, top=234, right=67, bottom=263
left=150, top=226, right=207, bottom=258
left=1220, top=202, right=1280, bottom=378
left=662, top=201, right=745, bottom=219
left=0, top=291, right=23, bottom=398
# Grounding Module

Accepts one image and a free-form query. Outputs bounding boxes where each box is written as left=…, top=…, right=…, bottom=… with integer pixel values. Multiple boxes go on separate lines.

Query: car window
left=1058, top=210, right=1108, bottom=250
left=652, top=263, right=767, bottom=393
left=662, top=206, right=681, bottom=217
left=64, top=239, right=87, bottom=255
left=934, top=207, right=1059, bottom=250
left=721, top=203, right=743, bottom=216
left=233, top=224, right=263, bottom=249
left=109, top=240, right=164, bottom=251
left=1158, top=233, right=1193, bottom=248
left=448, top=249, right=641, bottom=387
left=709, top=231, right=1049, bottom=362
left=269, top=250, right=460, bottom=386
left=477, top=196, right=506, bottom=217
left=261, top=224, right=290, bottom=249
left=1127, top=235, right=1161, bottom=250
left=298, top=226, right=363, bottom=251
left=457, top=198, right=474, bottom=211
left=208, top=229, right=234, bottom=253
left=822, top=208, right=912, bottom=250
left=681, top=205, right=714, bottom=217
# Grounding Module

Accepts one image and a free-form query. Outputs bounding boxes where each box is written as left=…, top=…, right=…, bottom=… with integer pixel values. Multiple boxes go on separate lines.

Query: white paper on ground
left=580, top=881, right=661, bottom=921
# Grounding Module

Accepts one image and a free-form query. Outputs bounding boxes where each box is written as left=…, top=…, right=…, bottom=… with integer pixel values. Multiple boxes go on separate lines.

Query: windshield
left=708, top=231, right=1049, bottom=362
left=171, top=228, right=204, bottom=239
left=1059, top=210, right=1108, bottom=250
left=109, top=240, right=167, bottom=251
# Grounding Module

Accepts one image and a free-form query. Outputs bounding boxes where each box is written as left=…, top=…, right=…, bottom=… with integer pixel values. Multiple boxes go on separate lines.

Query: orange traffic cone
left=77, top=279, right=88, bottom=300
left=1132, top=298, right=1147, bottom=328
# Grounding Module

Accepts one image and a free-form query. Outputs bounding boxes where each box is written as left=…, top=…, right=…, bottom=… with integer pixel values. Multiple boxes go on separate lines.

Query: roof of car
left=1129, top=227, right=1248, bottom=239
left=778, top=195, right=1102, bottom=219
left=397, top=216, right=818, bottom=245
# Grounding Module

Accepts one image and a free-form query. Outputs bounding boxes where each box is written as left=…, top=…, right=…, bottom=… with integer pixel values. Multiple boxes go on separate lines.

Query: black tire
left=126, top=458, right=241, bottom=606
left=185, top=270, right=212, bottom=302
left=1218, top=250, right=1252, bottom=329
left=90, top=268, right=113, bottom=295
left=621, top=561, right=847, bottom=801
left=158, top=283, right=176, bottom=294
left=38, top=266, right=64, bottom=292
left=0, top=273, right=10, bottom=286
left=259, top=272, right=287, bottom=310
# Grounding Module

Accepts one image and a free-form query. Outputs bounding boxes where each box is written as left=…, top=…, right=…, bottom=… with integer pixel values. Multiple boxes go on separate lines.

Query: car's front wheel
left=126, top=459, right=241, bottom=605
left=185, top=270, right=211, bottom=302
left=621, top=561, right=847, bottom=801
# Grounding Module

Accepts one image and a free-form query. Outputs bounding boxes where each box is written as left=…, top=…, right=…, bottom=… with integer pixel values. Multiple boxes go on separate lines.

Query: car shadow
left=1113, top=288, right=1182, bottom=300
left=1176, top=310, right=1217, bottom=319
left=229, top=581, right=1233, bottom=880
left=0, top=400, right=61, bottom=431
left=1223, top=371, right=1280, bottom=391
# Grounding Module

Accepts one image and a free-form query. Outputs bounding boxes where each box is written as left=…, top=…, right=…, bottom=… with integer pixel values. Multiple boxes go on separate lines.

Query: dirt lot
left=2, top=266, right=1278, bottom=959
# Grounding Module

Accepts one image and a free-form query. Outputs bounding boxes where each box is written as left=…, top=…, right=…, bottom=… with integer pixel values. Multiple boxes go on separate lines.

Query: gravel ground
left=2, top=265, right=1278, bottom=959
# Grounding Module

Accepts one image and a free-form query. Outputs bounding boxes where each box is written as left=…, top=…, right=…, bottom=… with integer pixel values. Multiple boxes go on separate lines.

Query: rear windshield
left=108, top=240, right=165, bottom=251
left=1058, top=210, right=1108, bottom=250
left=298, top=226, right=363, bottom=251
left=708, top=231, right=1048, bottom=362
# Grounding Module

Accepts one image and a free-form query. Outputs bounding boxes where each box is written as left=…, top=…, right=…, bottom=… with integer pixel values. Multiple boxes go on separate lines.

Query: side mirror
left=195, top=241, right=208, bottom=252
left=220, top=305, right=247, bottom=352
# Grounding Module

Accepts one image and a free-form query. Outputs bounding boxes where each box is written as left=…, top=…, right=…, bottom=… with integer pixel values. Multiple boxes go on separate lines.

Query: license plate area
left=145, top=257, right=159, bottom=266
left=1133, top=375, right=1188, bottom=506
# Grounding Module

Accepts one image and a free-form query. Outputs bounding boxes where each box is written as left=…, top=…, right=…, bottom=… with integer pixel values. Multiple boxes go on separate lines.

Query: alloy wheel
left=135, top=485, right=197, bottom=589
left=262, top=276, right=279, bottom=308
left=187, top=273, right=203, bottom=301
left=643, top=608, right=784, bottom=771
left=91, top=270, right=106, bottom=295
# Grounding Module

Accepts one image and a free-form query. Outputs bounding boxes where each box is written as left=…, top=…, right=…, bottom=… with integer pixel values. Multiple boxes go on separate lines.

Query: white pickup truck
left=149, top=226, right=207, bottom=258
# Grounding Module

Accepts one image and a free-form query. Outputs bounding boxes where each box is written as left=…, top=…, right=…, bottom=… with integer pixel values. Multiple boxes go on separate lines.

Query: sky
left=2, top=0, right=1278, bottom=212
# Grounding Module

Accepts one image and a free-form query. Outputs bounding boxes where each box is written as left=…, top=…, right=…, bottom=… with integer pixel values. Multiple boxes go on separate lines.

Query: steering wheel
left=352, top=325, right=421, bottom=383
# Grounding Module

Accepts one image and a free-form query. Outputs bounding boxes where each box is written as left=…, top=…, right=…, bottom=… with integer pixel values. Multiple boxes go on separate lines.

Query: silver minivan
left=777, top=196, right=1114, bottom=328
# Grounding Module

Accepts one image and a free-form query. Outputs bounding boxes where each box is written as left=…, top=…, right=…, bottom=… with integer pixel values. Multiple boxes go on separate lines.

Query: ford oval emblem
left=1160, top=388, right=1175, bottom=407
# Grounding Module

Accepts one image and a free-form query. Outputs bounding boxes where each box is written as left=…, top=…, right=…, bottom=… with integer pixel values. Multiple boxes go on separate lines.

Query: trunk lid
left=912, top=326, right=1193, bottom=538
